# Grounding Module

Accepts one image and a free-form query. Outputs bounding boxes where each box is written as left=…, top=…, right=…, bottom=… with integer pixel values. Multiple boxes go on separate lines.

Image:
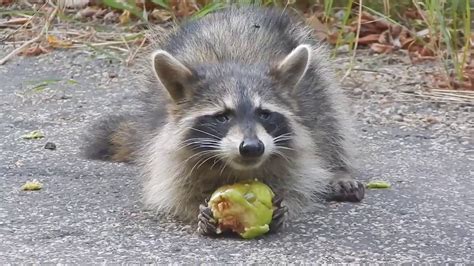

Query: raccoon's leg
left=269, top=194, right=288, bottom=233
left=326, top=169, right=365, bottom=202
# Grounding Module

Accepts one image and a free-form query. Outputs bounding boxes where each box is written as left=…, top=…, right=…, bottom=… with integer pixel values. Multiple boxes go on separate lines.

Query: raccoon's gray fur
left=83, top=6, right=362, bottom=223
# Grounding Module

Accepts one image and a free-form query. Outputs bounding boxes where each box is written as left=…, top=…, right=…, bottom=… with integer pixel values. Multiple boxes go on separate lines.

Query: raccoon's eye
left=214, top=113, right=230, bottom=123
left=258, top=110, right=272, bottom=120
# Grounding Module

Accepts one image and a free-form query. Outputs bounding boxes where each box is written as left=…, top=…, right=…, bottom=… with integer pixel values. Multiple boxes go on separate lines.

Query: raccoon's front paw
left=327, top=179, right=365, bottom=202
left=197, top=202, right=218, bottom=236
left=269, top=194, right=288, bottom=233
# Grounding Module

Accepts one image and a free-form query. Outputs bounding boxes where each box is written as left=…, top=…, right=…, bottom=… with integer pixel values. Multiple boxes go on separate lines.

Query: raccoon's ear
left=272, top=44, right=311, bottom=91
left=151, top=50, right=195, bottom=103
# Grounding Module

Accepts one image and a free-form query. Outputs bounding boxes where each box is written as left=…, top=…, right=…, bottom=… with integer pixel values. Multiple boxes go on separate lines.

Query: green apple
left=209, top=180, right=274, bottom=239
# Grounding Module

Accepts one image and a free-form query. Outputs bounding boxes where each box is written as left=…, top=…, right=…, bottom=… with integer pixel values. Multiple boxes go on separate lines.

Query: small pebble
left=352, top=88, right=363, bottom=95
left=393, top=115, right=404, bottom=122
left=44, top=142, right=57, bottom=150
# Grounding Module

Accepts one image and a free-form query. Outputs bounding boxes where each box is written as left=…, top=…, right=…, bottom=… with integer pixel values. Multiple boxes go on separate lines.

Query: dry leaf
left=307, top=15, right=329, bottom=41
left=378, top=30, right=392, bottom=45
left=353, top=20, right=381, bottom=37
left=119, top=10, right=131, bottom=25
left=21, top=45, right=48, bottom=57
left=357, top=34, right=380, bottom=45
left=360, top=12, right=390, bottom=31
left=103, top=11, right=119, bottom=22
left=418, top=47, right=435, bottom=57
left=400, top=29, right=415, bottom=49
left=0, top=17, right=30, bottom=28
left=326, top=32, right=339, bottom=45
left=404, top=8, right=422, bottom=20
left=47, top=35, right=73, bottom=48
left=370, top=43, right=395, bottom=54
left=75, top=6, right=100, bottom=18
left=57, top=0, right=89, bottom=8
left=151, top=9, right=172, bottom=23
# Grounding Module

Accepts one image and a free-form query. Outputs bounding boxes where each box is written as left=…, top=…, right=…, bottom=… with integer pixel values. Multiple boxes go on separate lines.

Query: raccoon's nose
left=239, top=139, right=265, bottom=158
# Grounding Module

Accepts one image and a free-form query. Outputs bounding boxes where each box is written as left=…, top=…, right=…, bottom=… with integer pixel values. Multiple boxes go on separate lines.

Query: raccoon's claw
left=269, top=194, right=287, bottom=233
left=197, top=203, right=218, bottom=236
left=327, top=179, right=365, bottom=202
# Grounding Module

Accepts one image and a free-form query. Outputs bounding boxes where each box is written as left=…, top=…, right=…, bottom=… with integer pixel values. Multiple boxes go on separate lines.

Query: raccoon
left=83, top=6, right=365, bottom=235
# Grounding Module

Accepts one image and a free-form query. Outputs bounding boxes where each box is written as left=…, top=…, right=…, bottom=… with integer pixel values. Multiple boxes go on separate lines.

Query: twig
left=126, top=35, right=147, bottom=66
left=0, top=5, right=58, bottom=65
left=351, top=68, right=398, bottom=79
left=432, top=89, right=474, bottom=95
left=108, top=46, right=129, bottom=53
left=120, top=35, right=131, bottom=51
left=429, top=91, right=474, bottom=100
left=87, top=40, right=139, bottom=47
left=407, top=92, right=474, bottom=104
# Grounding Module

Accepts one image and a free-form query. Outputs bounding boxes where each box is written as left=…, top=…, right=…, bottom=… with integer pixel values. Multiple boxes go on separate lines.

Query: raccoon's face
left=182, top=81, right=294, bottom=171
left=151, top=45, right=311, bottom=171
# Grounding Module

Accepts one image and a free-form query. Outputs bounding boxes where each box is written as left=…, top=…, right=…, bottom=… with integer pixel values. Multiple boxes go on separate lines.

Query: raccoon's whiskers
left=274, top=132, right=293, bottom=138
left=273, top=149, right=292, bottom=164
left=188, top=127, right=222, bottom=140
left=178, top=150, right=215, bottom=170
left=176, top=138, right=220, bottom=151
left=210, top=156, right=222, bottom=170
left=275, top=146, right=296, bottom=151
left=219, top=156, right=232, bottom=176
left=273, top=133, right=294, bottom=144
left=195, top=153, right=222, bottom=171
left=181, top=150, right=217, bottom=181
left=188, top=151, right=222, bottom=178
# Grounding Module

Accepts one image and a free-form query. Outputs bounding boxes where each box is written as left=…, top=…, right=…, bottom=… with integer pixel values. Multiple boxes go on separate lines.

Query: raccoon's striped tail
left=82, top=115, right=138, bottom=163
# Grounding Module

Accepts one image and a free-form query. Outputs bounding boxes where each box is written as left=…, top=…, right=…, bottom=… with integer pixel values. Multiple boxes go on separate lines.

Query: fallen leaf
left=360, top=11, right=390, bottom=31
left=307, top=15, right=329, bottom=41
left=15, top=160, right=24, bottom=167
left=119, top=10, right=131, bottom=25
left=75, top=6, right=100, bottom=18
left=326, top=31, right=340, bottom=45
left=378, top=30, right=392, bottom=44
left=47, top=35, right=73, bottom=48
left=370, top=43, right=396, bottom=54
left=400, top=30, right=416, bottom=49
left=416, top=28, right=430, bottom=38
left=418, top=47, right=435, bottom=57
left=57, top=0, right=89, bottom=8
left=21, top=180, right=43, bottom=191
left=103, top=11, right=119, bottom=22
left=353, top=20, right=381, bottom=37
left=21, top=130, right=44, bottom=139
left=21, top=45, right=48, bottom=57
left=366, top=181, right=391, bottom=189
left=424, top=116, right=440, bottom=124
left=150, top=8, right=172, bottom=22
left=404, top=8, right=422, bottom=20
left=357, top=34, right=380, bottom=45
left=0, top=0, right=14, bottom=5
left=0, top=17, right=30, bottom=28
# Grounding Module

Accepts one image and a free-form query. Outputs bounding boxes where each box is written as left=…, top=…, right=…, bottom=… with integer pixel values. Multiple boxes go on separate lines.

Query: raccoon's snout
left=239, top=138, right=265, bottom=158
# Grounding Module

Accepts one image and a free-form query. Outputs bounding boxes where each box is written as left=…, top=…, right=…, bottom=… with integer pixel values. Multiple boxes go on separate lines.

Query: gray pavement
left=0, top=50, right=472, bottom=263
